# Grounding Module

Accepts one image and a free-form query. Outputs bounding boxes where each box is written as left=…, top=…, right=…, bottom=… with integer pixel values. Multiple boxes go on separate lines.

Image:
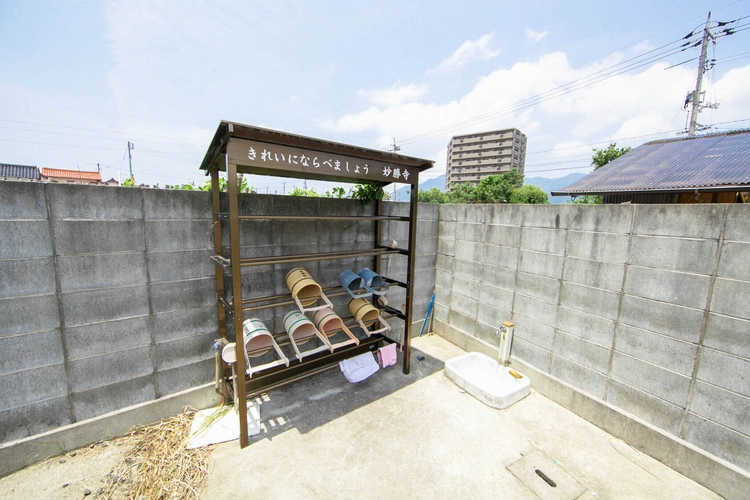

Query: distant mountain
left=525, top=173, right=587, bottom=204
left=394, top=172, right=588, bottom=204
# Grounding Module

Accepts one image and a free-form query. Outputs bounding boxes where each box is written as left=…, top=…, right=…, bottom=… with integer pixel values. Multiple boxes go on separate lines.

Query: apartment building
left=445, top=128, right=527, bottom=191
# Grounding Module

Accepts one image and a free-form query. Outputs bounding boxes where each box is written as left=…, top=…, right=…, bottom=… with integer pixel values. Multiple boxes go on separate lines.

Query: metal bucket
left=283, top=310, right=318, bottom=343
left=286, top=267, right=321, bottom=307
left=348, top=298, right=379, bottom=327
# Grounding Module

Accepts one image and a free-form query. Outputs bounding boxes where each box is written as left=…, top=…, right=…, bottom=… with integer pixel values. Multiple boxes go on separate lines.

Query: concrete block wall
left=0, top=182, right=436, bottom=444
left=433, top=203, right=750, bottom=472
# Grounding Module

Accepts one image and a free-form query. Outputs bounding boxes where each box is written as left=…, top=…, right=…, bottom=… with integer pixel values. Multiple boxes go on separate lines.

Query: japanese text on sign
left=242, top=143, right=413, bottom=183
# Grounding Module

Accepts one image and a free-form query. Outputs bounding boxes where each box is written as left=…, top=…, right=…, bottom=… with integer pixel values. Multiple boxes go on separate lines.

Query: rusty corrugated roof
left=41, top=168, right=102, bottom=182
left=0, top=163, right=40, bottom=180
left=552, top=129, right=750, bottom=196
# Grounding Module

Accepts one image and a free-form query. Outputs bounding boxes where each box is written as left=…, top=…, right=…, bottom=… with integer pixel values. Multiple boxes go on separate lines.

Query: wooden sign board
left=227, top=138, right=420, bottom=186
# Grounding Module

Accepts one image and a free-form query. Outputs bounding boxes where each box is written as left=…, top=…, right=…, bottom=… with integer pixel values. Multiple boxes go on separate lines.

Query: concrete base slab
left=507, top=450, right=587, bottom=500
left=203, top=335, right=720, bottom=500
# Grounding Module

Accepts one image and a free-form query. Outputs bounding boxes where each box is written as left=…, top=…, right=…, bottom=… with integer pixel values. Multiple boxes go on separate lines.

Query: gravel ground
left=0, top=437, right=137, bottom=500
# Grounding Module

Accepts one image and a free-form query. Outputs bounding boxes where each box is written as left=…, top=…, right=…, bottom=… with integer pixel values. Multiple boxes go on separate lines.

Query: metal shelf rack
left=199, top=121, right=433, bottom=447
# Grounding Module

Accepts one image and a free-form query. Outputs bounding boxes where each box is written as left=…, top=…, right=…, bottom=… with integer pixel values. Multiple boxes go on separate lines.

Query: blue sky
left=1, top=1, right=749, bottom=193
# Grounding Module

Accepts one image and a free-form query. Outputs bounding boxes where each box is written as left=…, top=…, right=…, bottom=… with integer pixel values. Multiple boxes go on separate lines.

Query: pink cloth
left=377, top=343, right=398, bottom=368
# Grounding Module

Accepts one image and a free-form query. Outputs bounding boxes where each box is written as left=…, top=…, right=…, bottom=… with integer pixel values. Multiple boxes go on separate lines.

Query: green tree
left=592, top=143, right=631, bottom=170
left=349, top=182, right=387, bottom=205
left=418, top=188, right=447, bottom=204
left=571, top=142, right=632, bottom=204
left=288, top=186, right=320, bottom=197
left=509, top=185, right=550, bottom=204
left=446, top=181, right=477, bottom=203
left=474, top=170, right=524, bottom=203
left=197, top=177, right=252, bottom=193
left=122, top=176, right=136, bottom=187
left=325, top=187, right=346, bottom=198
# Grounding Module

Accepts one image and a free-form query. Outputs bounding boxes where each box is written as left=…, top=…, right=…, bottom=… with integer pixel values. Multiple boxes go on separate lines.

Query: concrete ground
left=204, top=334, right=721, bottom=499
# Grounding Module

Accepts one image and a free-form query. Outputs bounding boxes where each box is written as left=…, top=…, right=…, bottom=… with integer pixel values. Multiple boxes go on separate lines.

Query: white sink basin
left=444, top=352, right=530, bottom=409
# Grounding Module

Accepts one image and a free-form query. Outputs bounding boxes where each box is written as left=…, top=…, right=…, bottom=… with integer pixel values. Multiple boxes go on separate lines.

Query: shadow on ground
left=245, top=345, right=441, bottom=441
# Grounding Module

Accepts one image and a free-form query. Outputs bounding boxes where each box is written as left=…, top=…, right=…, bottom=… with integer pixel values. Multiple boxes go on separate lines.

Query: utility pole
left=687, top=12, right=718, bottom=136
left=127, top=141, right=134, bottom=179
left=387, top=138, right=400, bottom=200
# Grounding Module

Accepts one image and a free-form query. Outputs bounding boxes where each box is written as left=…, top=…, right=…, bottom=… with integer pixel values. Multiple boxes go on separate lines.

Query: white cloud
left=431, top=33, right=500, bottom=72
left=357, top=83, right=428, bottom=107
left=526, top=28, right=548, bottom=42
left=322, top=50, right=750, bottom=179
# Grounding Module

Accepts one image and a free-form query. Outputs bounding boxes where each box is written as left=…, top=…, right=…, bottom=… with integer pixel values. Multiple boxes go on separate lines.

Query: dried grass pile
left=107, top=410, right=213, bottom=500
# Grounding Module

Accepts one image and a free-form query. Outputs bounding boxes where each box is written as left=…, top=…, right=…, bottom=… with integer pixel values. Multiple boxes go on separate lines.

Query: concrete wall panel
left=682, top=413, right=750, bottom=471
left=0, top=396, right=71, bottom=443
left=61, top=286, right=150, bottom=326
left=632, top=205, right=724, bottom=239
left=518, top=250, right=564, bottom=279
left=619, top=295, right=703, bottom=343
left=710, top=278, right=750, bottom=320
left=568, top=205, right=633, bottom=233
left=0, top=182, right=47, bottom=219
left=520, top=227, right=566, bottom=254
left=689, top=381, right=750, bottom=436
left=0, top=221, right=52, bottom=258
left=610, top=353, right=690, bottom=407
left=605, top=380, right=684, bottom=436
left=555, top=306, right=615, bottom=346
left=696, top=348, right=750, bottom=396
left=0, top=364, right=68, bottom=409
left=0, top=258, right=56, bottom=298
left=560, top=282, right=620, bottom=319
left=57, top=253, right=147, bottom=292
left=485, top=204, right=522, bottom=226
left=521, top=205, right=569, bottom=229
left=717, top=241, right=750, bottom=280
left=629, top=236, right=717, bottom=275
left=566, top=230, right=629, bottom=263
left=65, top=316, right=151, bottom=360
left=513, top=294, right=557, bottom=328
left=723, top=205, right=750, bottom=242
left=67, top=346, right=153, bottom=393
left=515, top=271, right=559, bottom=303
left=513, top=315, right=555, bottom=350
left=53, top=220, right=145, bottom=255
left=47, top=184, right=143, bottom=220
left=71, top=375, right=155, bottom=422
left=553, top=331, right=611, bottom=374
left=484, top=224, right=521, bottom=247
left=562, top=257, right=624, bottom=292
left=703, top=313, right=750, bottom=360
left=0, top=294, right=60, bottom=337
left=550, top=355, right=606, bottom=398
left=615, top=324, right=698, bottom=377
left=0, top=330, right=64, bottom=375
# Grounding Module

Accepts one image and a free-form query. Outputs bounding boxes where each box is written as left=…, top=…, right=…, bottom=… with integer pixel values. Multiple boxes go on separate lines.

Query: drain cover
left=507, top=450, right=587, bottom=500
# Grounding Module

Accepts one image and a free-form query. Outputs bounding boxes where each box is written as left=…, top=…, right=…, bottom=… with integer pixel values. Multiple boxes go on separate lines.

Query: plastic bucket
left=286, top=268, right=321, bottom=307
left=339, top=270, right=371, bottom=299
left=283, top=310, right=318, bottom=343
left=312, top=307, right=346, bottom=338
left=358, top=268, right=388, bottom=295
left=348, top=298, right=379, bottom=327
left=242, top=318, right=275, bottom=356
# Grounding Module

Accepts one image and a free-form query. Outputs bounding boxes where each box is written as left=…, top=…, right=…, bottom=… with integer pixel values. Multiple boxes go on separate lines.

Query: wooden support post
left=227, top=156, right=249, bottom=447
